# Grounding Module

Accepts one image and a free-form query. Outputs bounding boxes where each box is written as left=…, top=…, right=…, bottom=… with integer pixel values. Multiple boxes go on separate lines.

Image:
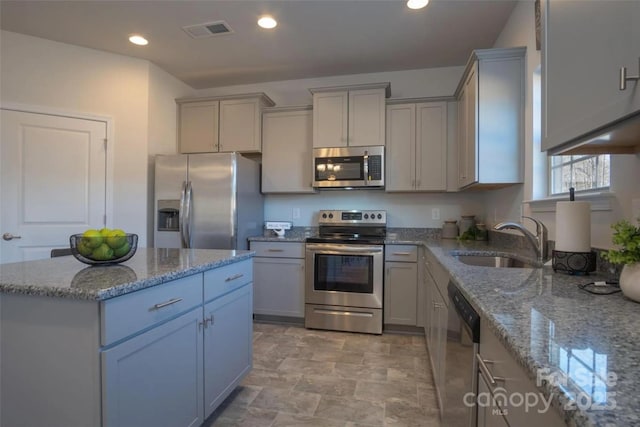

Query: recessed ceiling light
left=128, top=34, right=149, bottom=46
left=407, top=0, right=429, bottom=10
left=257, top=16, right=277, bottom=29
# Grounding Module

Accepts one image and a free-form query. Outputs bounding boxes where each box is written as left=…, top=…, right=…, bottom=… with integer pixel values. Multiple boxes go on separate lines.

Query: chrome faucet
left=494, top=216, right=549, bottom=262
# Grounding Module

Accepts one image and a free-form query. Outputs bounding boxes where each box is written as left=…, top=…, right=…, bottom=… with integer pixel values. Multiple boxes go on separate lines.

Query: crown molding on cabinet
left=308, top=82, right=391, bottom=98
left=176, top=92, right=275, bottom=107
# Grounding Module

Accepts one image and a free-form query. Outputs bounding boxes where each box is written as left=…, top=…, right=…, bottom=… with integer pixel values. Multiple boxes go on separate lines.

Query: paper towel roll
left=555, top=201, right=591, bottom=252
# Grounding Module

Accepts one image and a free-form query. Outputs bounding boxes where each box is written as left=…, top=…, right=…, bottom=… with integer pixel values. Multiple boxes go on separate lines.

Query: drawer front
left=101, top=273, right=203, bottom=346
left=479, top=322, right=565, bottom=427
left=385, top=245, right=418, bottom=262
left=204, top=259, right=253, bottom=302
left=250, top=241, right=305, bottom=258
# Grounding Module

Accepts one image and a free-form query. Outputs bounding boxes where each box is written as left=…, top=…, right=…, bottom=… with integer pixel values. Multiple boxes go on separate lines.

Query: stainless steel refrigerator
left=154, top=153, right=263, bottom=250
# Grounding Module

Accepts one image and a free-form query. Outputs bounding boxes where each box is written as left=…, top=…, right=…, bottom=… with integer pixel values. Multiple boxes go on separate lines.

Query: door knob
left=2, top=233, right=22, bottom=241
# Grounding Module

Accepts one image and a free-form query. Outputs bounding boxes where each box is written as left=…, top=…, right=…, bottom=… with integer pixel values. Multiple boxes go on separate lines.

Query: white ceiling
left=0, top=0, right=518, bottom=89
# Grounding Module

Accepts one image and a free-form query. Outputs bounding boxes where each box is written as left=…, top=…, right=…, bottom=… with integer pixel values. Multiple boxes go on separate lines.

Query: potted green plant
left=603, top=218, right=640, bottom=302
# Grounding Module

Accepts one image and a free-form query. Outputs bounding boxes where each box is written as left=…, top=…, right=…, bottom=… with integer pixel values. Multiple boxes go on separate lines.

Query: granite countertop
left=423, top=240, right=635, bottom=427
left=0, top=248, right=254, bottom=301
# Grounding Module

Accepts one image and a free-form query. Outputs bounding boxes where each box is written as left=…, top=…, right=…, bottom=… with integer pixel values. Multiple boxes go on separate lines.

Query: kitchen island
left=0, top=248, right=255, bottom=427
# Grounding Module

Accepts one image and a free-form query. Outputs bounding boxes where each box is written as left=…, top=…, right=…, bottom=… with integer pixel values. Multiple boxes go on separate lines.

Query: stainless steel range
left=305, top=209, right=386, bottom=334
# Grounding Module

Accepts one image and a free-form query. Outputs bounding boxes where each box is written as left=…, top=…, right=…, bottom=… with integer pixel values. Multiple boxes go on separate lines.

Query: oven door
left=305, top=243, right=383, bottom=308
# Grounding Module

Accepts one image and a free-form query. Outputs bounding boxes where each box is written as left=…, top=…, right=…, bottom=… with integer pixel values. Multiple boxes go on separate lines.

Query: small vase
left=442, top=221, right=459, bottom=239
left=620, top=263, right=640, bottom=302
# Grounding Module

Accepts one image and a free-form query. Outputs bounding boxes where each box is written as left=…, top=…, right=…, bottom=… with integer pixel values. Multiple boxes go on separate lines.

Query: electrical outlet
left=432, top=208, right=440, bottom=220
left=292, top=208, right=301, bottom=219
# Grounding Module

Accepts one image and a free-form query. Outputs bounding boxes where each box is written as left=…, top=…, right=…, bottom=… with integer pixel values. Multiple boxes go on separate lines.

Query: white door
left=0, top=109, right=107, bottom=263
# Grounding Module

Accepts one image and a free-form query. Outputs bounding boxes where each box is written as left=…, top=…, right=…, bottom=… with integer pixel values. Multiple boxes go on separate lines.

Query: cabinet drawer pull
left=267, top=249, right=284, bottom=252
left=392, top=252, right=412, bottom=256
left=225, top=273, right=244, bottom=282
left=476, top=354, right=505, bottom=386
left=620, top=58, right=640, bottom=91
left=150, top=297, right=183, bottom=310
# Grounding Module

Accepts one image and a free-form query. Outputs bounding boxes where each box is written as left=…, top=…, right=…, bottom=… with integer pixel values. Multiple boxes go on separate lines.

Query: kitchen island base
left=0, top=251, right=253, bottom=427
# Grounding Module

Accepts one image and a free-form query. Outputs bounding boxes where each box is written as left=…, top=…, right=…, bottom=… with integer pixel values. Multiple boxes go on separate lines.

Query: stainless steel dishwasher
left=443, top=281, right=480, bottom=427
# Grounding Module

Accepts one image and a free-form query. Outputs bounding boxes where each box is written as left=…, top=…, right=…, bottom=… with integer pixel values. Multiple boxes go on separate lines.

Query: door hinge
left=103, top=138, right=107, bottom=150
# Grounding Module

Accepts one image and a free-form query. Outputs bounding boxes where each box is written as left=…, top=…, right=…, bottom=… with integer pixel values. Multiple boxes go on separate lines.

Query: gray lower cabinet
left=477, top=373, right=510, bottom=427
left=203, top=282, right=253, bottom=418
left=479, top=320, right=565, bottom=427
left=384, top=245, right=418, bottom=326
left=423, top=250, right=450, bottom=414
left=102, top=307, right=204, bottom=427
left=250, top=241, right=305, bottom=320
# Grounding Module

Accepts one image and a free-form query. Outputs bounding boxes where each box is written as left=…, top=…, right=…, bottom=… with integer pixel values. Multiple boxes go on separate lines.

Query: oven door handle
left=306, top=244, right=383, bottom=254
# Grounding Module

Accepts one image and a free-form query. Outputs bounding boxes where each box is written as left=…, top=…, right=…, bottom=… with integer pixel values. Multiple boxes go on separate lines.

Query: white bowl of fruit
left=70, top=228, right=138, bottom=265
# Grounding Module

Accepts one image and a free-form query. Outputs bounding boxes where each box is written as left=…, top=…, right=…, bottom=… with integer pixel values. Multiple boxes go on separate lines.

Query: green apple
left=99, top=227, right=111, bottom=237
left=113, top=241, right=131, bottom=258
left=82, top=229, right=103, bottom=249
left=91, top=243, right=114, bottom=261
left=77, top=239, right=93, bottom=257
left=106, top=229, right=127, bottom=249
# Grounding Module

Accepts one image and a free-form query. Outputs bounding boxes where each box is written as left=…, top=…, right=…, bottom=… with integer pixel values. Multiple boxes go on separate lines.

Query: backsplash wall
left=264, top=192, right=485, bottom=228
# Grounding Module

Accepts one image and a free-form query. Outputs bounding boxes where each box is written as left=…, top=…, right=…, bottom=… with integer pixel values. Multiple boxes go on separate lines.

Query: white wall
left=1, top=30, right=193, bottom=247
left=191, top=66, right=476, bottom=228
left=485, top=1, right=640, bottom=249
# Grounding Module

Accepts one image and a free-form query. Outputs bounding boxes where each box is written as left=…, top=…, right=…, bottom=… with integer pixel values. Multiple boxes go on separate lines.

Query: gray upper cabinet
left=386, top=101, right=448, bottom=192
left=455, top=47, right=525, bottom=189
left=310, top=83, right=390, bottom=148
left=177, top=93, right=274, bottom=154
left=542, top=0, right=640, bottom=155
left=261, top=106, right=315, bottom=193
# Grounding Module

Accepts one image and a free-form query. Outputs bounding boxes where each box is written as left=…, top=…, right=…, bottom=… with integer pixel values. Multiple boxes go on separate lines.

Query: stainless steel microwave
left=312, top=146, right=385, bottom=189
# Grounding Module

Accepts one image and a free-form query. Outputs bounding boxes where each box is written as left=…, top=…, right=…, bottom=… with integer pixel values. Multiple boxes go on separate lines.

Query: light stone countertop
left=422, top=240, right=632, bottom=427
left=250, top=227, right=634, bottom=426
left=0, top=248, right=254, bottom=301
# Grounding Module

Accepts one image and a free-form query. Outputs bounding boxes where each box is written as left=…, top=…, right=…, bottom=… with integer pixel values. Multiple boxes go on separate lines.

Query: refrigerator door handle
left=184, top=180, right=193, bottom=248
left=179, top=180, right=188, bottom=248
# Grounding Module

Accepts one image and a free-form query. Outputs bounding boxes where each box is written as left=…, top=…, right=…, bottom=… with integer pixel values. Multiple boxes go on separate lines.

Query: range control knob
left=377, top=213, right=383, bottom=219
left=328, top=213, right=333, bottom=219
left=322, top=213, right=327, bottom=219
left=364, top=214, right=369, bottom=219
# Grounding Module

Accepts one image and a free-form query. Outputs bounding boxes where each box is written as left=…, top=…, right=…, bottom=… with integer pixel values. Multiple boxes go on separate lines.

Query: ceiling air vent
left=182, top=21, right=234, bottom=39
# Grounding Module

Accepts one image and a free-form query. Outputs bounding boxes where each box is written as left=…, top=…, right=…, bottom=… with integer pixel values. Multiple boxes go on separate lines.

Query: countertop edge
left=0, top=251, right=255, bottom=301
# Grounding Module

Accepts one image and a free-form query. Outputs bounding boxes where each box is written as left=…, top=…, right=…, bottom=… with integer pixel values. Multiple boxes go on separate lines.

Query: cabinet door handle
left=392, top=252, right=412, bottom=256
left=225, top=273, right=244, bottom=282
left=150, top=297, right=183, bottom=310
left=476, top=354, right=505, bottom=386
left=267, top=249, right=284, bottom=252
left=208, top=314, right=215, bottom=325
left=620, top=58, right=640, bottom=90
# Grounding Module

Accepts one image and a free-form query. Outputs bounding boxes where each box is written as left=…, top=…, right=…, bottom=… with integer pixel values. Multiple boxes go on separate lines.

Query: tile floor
left=204, top=322, right=442, bottom=427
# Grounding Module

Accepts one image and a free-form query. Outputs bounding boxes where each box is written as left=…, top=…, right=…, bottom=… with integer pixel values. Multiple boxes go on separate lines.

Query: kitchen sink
left=453, top=254, right=538, bottom=269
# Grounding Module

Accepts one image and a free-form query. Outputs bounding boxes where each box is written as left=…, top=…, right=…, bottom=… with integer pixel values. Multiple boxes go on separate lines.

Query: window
left=549, top=155, right=610, bottom=195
